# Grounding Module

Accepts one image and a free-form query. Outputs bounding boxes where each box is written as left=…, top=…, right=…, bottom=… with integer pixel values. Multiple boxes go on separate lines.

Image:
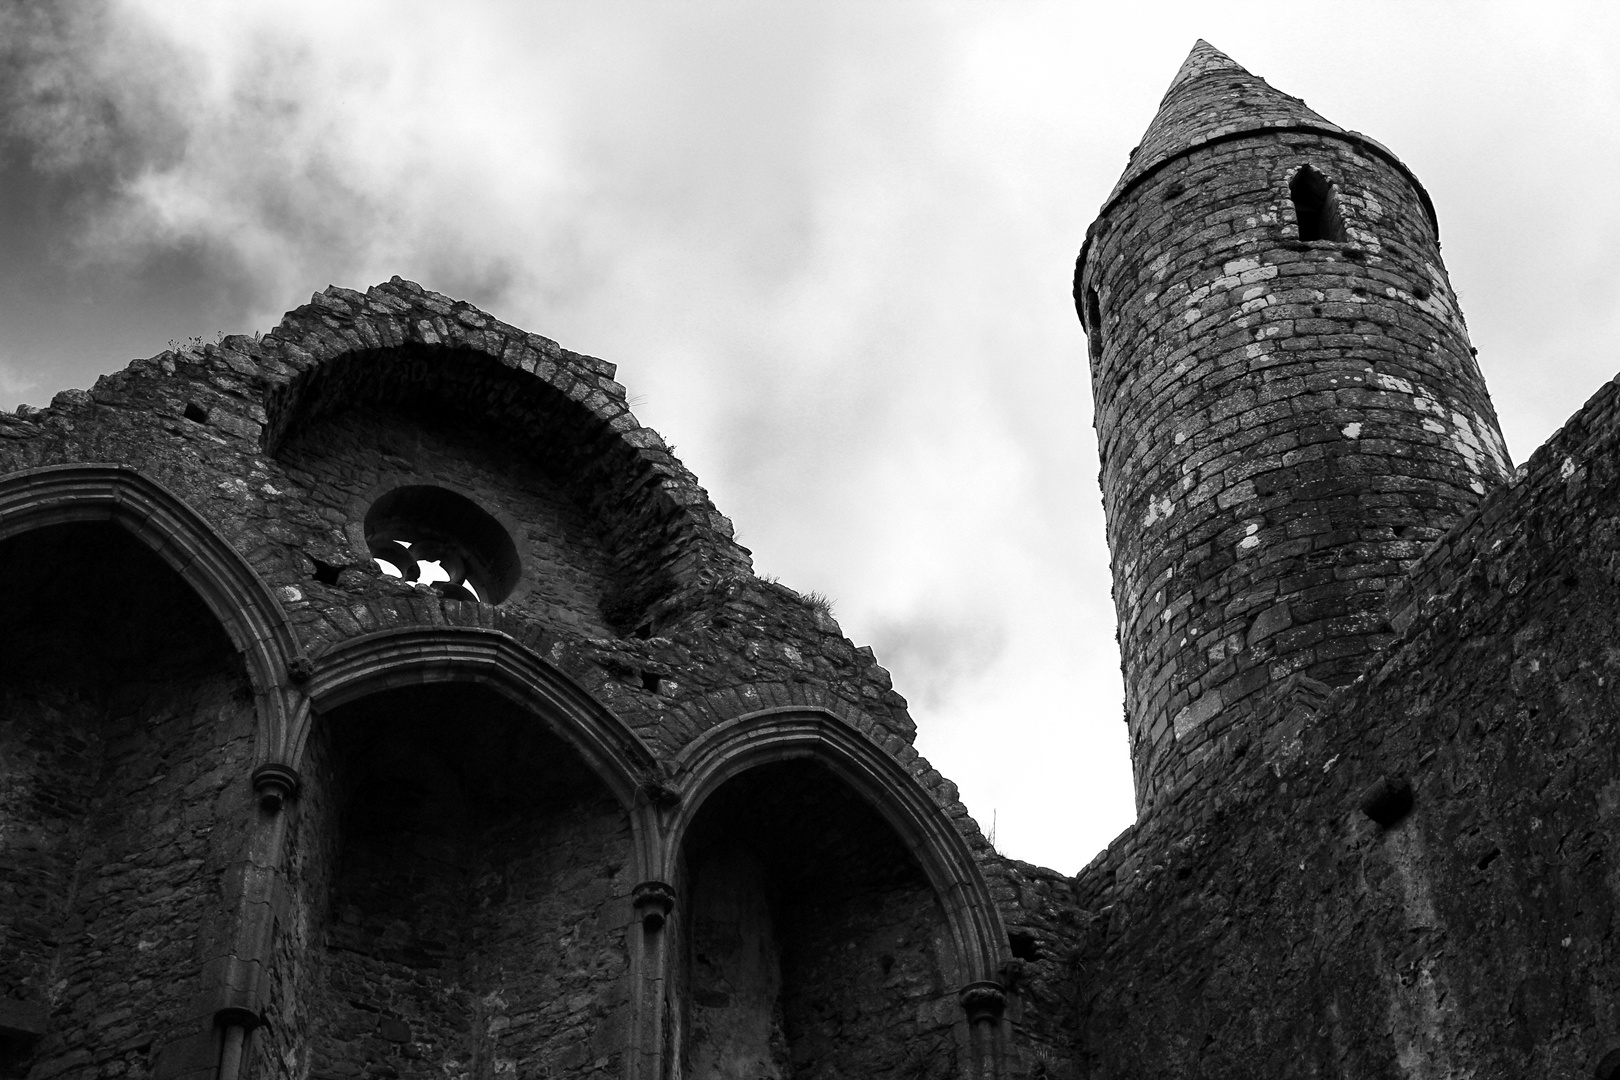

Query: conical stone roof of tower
left=1105, top=40, right=1346, bottom=205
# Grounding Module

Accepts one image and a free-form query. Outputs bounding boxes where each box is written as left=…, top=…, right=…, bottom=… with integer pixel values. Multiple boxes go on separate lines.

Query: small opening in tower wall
left=1085, top=288, right=1105, bottom=363
left=1289, top=165, right=1347, bottom=243
left=365, top=485, right=521, bottom=603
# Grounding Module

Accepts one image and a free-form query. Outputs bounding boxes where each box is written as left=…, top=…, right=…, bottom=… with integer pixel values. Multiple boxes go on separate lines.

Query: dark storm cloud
left=0, top=0, right=186, bottom=177
left=0, top=0, right=260, bottom=404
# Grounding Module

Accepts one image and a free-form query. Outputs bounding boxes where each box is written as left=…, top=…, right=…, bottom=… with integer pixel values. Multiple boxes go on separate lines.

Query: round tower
left=1076, top=42, right=1512, bottom=812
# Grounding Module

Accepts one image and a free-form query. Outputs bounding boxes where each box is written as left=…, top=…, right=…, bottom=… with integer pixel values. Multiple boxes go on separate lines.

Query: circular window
left=365, top=486, right=520, bottom=603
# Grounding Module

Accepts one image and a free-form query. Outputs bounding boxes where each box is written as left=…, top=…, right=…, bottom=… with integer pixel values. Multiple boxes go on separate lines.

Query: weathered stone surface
left=0, top=524, right=256, bottom=1080
left=1076, top=41, right=1511, bottom=813
left=1058, top=39, right=1620, bottom=1080
left=1068, top=366, right=1620, bottom=1077
left=0, top=280, right=1008, bottom=1079
left=682, top=763, right=959, bottom=1080
left=281, top=686, right=633, bottom=1080
left=6, top=39, right=1620, bottom=1080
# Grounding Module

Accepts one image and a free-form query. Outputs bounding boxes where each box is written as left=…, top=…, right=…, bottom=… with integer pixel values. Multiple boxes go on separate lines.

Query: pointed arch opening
left=0, top=521, right=257, bottom=1075
left=675, top=758, right=961, bottom=1079
left=294, top=627, right=658, bottom=809
left=294, top=681, right=638, bottom=1078
left=661, top=707, right=1010, bottom=1078
left=0, top=465, right=299, bottom=750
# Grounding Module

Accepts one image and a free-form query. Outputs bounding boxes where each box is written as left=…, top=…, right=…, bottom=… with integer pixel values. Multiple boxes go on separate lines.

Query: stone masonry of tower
left=6, top=39, right=1620, bottom=1080
left=1076, top=41, right=1512, bottom=812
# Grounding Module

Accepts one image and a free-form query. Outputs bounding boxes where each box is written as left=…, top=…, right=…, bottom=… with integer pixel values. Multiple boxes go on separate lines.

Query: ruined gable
left=0, top=280, right=1010, bottom=1080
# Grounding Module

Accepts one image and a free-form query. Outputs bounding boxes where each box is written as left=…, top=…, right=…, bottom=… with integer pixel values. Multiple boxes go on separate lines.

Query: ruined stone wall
left=981, top=859, right=1084, bottom=1079
left=0, top=280, right=1012, bottom=1078
left=0, top=686, right=99, bottom=1058
left=277, top=404, right=623, bottom=637
left=0, top=525, right=257, bottom=1080
left=684, top=853, right=790, bottom=1077
left=1079, top=127, right=1511, bottom=812
left=777, top=877, right=956, bottom=1079
left=1068, top=375, right=1620, bottom=1077
left=0, top=282, right=921, bottom=756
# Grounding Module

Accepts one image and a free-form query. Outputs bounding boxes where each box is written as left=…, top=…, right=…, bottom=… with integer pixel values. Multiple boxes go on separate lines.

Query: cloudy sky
left=3, top=1, right=1617, bottom=872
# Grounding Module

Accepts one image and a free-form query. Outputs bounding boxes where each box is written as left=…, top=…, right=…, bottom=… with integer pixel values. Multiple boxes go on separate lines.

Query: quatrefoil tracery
left=362, top=485, right=521, bottom=604
left=370, top=536, right=482, bottom=602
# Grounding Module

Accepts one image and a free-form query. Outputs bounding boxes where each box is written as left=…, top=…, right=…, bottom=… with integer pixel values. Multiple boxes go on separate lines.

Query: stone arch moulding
left=254, top=281, right=755, bottom=631
left=0, top=463, right=301, bottom=759
left=662, top=705, right=1010, bottom=990
left=292, top=624, right=664, bottom=872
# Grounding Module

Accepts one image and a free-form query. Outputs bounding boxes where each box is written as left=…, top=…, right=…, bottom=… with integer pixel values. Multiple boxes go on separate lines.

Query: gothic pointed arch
left=0, top=463, right=300, bottom=757
left=295, top=624, right=662, bottom=863
left=662, top=705, right=1008, bottom=988
left=288, top=624, right=663, bottom=1080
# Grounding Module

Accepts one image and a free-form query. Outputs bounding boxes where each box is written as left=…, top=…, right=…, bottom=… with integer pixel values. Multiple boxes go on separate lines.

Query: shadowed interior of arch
left=675, top=759, right=959, bottom=1080
left=294, top=682, right=634, bottom=1076
left=0, top=522, right=251, bottom=1041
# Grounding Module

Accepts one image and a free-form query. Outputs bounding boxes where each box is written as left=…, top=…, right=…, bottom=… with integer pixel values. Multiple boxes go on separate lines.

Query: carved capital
left=632, top=880, right=677, bottom=930
left=252, top=763, right=302, bottom=812
left=958, top=981, right=1005, bottom=1024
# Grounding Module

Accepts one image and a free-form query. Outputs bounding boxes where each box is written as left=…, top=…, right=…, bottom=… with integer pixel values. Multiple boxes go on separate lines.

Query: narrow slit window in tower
left=1289, top=166, right=1346, bottom=242
left=1086, top=288, right=1105, bottom=363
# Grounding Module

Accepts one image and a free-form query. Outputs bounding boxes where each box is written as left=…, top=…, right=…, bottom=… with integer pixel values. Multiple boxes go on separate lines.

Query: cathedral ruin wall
left=0, top=280, right=1020, bottom=1080
left=1068, top=369, right=1620, bottom=1077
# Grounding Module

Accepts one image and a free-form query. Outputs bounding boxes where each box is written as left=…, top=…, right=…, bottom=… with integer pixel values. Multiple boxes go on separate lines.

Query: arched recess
left=661, top=707, right=1010, bottom=1079
left=0, top=463, right=300, bottom=754
left=663, top=705, right=1008, bottom=990
left=285, top=626, right=666, bottom=1080
left=0, top=465, right=295, bottom=1079
left=260, top=325, right=750, bottom=635
left=295, top=625, right=663, bottom=868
